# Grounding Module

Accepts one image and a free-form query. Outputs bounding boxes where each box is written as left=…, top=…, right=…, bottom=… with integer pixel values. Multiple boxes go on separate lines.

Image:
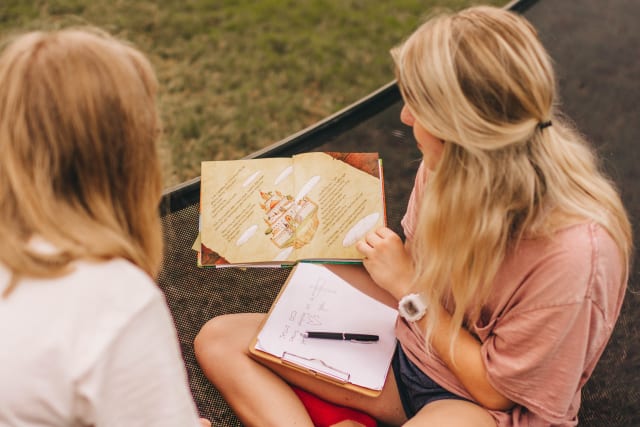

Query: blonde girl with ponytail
left=194, top=6, right=631, bottom=426
left=358, top=5, right=631, bottom=426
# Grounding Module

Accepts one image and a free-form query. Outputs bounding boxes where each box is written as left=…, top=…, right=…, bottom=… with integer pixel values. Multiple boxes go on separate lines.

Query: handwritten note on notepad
left=254, top=262, right=398, bottom=392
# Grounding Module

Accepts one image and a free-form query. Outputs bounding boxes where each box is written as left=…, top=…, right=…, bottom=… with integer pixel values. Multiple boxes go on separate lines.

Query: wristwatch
left=398, top=293, right=428, bottom=322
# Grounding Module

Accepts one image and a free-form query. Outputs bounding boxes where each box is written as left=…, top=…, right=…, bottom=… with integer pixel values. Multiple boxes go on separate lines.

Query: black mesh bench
left=157, top=1, right=640, bottom=425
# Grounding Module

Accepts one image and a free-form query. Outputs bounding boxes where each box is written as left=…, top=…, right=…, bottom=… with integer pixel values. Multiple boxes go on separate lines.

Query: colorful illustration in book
left=198, top=152, right=385, bottom=267
left=260, top=189, right=319, bottom=250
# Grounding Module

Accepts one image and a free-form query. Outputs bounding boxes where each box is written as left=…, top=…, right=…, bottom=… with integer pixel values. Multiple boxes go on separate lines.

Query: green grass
left=1, top=0, right=506, bottom=187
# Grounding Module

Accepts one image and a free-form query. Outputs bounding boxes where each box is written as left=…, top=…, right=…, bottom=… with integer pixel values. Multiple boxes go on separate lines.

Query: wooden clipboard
left=249, top=262, right=398, bottom=397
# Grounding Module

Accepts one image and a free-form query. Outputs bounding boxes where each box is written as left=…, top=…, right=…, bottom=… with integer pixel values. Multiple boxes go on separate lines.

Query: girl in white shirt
left=0, top=28, right=209, bottom=427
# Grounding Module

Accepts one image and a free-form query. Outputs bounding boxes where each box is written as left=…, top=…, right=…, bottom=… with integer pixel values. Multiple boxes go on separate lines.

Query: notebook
left=250, top=262, right=398, bottom=396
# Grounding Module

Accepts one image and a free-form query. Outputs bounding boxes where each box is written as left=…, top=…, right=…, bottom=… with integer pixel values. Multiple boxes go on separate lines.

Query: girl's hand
left=356, top=227, right=414, bottom=300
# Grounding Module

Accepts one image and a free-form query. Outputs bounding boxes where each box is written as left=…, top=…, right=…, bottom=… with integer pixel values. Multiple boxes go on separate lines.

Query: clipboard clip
left=282, top=352, right=351, bottom=384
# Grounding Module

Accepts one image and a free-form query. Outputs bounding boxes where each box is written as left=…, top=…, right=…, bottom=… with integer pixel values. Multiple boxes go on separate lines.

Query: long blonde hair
left=392, top=7, right=632, bottom=352
left=0, top=28, right=163, bottom=296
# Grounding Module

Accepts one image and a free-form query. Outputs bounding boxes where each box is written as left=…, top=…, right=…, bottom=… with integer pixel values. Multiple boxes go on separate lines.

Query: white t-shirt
left=0, top=257, right=202, bottom=427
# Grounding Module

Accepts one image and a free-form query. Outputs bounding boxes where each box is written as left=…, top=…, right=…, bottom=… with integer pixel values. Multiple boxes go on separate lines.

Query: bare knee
left=195, top=315, right=235, bottom=358
left=194, top=313, right=263, bottom=380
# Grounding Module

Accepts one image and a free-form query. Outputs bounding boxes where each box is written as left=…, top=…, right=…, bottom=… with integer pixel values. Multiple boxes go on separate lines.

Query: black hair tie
left=538, top=120, right=552, bottom=130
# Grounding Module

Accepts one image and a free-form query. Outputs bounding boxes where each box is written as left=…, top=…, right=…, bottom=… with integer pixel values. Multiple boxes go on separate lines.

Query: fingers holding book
left=356, top=227, right=414, bottom=300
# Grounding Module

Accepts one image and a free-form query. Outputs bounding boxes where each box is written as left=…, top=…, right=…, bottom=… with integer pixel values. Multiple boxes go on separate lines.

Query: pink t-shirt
left=398, top=161, right=626, bottom=427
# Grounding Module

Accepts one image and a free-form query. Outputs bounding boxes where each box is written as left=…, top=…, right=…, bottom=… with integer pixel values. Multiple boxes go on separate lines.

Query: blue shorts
left=391, top=344, right=467, bottom=417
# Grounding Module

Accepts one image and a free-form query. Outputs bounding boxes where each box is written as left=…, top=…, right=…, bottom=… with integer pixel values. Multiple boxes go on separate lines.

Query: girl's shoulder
left=507, top=221, right=625, bottom=314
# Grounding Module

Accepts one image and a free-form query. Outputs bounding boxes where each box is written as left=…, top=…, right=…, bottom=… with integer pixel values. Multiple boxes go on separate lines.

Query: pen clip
left=282, top=352, right=350, bottom=383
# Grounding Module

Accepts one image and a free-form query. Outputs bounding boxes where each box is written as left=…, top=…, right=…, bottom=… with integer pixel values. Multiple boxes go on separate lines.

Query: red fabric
left=291, top=386, right=377, bottom=427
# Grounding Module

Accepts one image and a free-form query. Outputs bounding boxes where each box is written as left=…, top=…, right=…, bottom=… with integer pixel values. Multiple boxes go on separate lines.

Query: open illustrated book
left=250, top=262, right=398, bottom=396
left=198, top=152, right=385, bottom=267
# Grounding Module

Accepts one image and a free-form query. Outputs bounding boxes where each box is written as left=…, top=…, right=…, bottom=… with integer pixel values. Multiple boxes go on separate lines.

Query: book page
left=201, top=157, right=296, bottom=264
left=292, top=152, right=384, bottom=260
left=200, top=152, right=384, bottom=265
left=255, top=263, right=398, bottom=391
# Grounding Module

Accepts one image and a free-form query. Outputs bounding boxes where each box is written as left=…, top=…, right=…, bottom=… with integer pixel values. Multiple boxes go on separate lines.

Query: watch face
left=404, top=300, right=421, bottom=317
left=399, top=293, right=427, bottom=322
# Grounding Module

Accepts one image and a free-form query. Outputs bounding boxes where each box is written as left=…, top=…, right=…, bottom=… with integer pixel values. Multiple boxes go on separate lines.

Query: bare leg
left=195, top=313, right=311, bottom=426
left=405, top=399, right=497, bottom=427
left=194, top=313, right=406, bottom=427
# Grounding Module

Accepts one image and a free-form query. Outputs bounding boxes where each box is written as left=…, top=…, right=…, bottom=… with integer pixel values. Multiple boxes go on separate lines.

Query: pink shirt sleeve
left=479, top=224, right=626, bottom=424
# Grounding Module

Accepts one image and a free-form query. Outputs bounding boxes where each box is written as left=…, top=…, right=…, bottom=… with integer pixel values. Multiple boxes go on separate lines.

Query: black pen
left=304, top=331, right=379, bottom=342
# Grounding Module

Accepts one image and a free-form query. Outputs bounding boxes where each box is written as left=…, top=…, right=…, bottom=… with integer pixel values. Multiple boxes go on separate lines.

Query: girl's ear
left=400, top=104, right=416, bottom=126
